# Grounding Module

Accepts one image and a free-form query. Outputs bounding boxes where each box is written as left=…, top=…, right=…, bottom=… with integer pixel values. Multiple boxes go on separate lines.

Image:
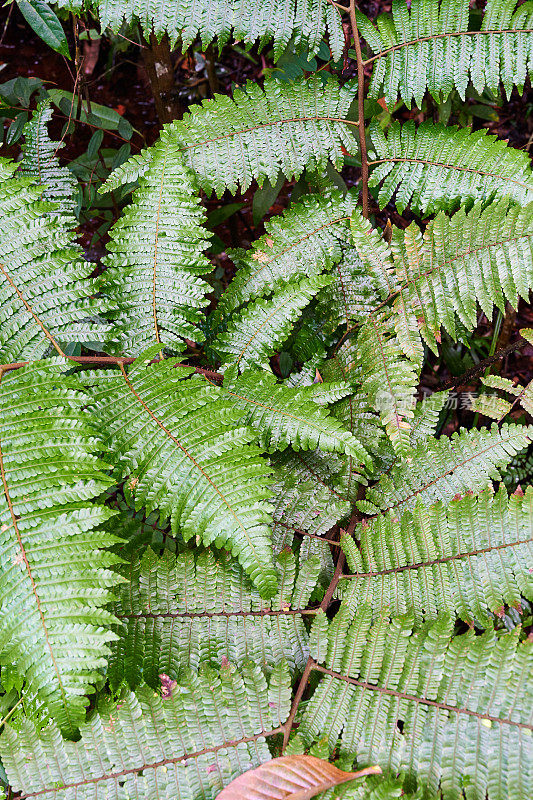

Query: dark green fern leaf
left=301, top=606, right=532, bottom=800
left=109, top=546, right=319, bottom=687
left=84, top=358, right=278, bottom=598
left=0, top=360, right=119, bottom=736
left=0, top=661, right=291, bottom=800
left=99, top=139, right=211, bottom=356
left=358, top=0, right=533, bottom=107
left=369, top=120, right=533, bottom=213
left=341, top=485, right=533, bottom=624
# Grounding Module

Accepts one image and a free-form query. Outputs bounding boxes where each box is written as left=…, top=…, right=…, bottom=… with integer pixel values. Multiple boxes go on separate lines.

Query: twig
left=437, top=338, right=527, bottom=391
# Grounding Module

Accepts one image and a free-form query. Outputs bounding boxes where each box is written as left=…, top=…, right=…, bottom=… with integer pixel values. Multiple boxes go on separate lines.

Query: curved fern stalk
left=301, top=606, right=532, bottom=800
left=0, top=161, right=107, bottom=363
left=369, top=121, right=533, bottom=214
left=109, top=546, right=320, bottom=688
left=83, top=358, right=278, bottom=598
left=340, top=485, right=533, bottom=624
left=218, top=367, right=372, bottom=463
left=99, top=139, right=211, bottom=356
left=0, top=661, right=292, bottom=800
left=167, top=76, right=357, bottom=196
left=0, top=360, right=120, bottom=736
left=359, top=422, right=533, bottom=516
left=19, top=100, right=78, bottom=219
left=357, top=0, right=533, bottom=107
left=219, top=191, right=358, bottom=317
left=213, top=274, right=334, bottom=371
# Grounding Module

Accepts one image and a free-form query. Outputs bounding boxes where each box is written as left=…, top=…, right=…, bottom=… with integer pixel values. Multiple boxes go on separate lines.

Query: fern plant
left=1, top=2, right=533, bottom=800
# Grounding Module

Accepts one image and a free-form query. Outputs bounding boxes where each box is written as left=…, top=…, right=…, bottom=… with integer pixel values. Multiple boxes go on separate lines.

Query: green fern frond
left=55, top=0, right=344, bottom=60
left=99, top=140, right=211, bottom=355
left=218, top=367, right=371, bottom=461
left=359, top=423, right=533, bottom=516
left=0, top=165, right=107, bottom=363
left=358, top=0, right=533, bottom=107
left=470, top=373, right=533, bottom=420
left=19, top=100, right=78, bottom=218
left=341, top=486, right=533, bottom=624
left=84, top=358, right=278, bottom=597
left=109, top=546, right=319, bottom=688
left=408, top=391, right=448, bottom=444
left=220, top=191, right=357, bottom=316
left=167, top=77, right=356, bottom=196
left=369, top=120, right=533, bottom=213
left=213, top=274, right=333, bottom=371
left=0, top=661, right=291, bottom=800
left=0, top=360, right=119, bottom=736
left=301, top=606, right=532, bottom=800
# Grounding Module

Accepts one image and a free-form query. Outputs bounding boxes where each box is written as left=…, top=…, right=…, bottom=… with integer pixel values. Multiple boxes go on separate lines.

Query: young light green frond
left=300, top=607, right=532, bottom=800
left=341, top=486, right=533, bottom=624
left=84, top=358, right=278, bottom=598
left=218, top=367, right=371, bottom=461
left=99, top=140, right=211, bottom=356
left=0, top=662, right=292, bottom=800
left=0, top=168, right=107, bottom=363
left=19, top=100, right=78, bottom=218
left=55, top=0, right=344, bottom=60
left=0, top=360, right=120, bottom=736
left=360, top=423, right=533, bottom=516
left=109, top=546, right=319, bottom=688
left=167, top=77, right=356, bottom=196
left=369, top=120, right=533, bottom=213
left=358, top=0, right=533, bottom=107
left=213, top=274, right=333, bottom=371
left=355, top=309, right=420, bottom=456
left=390, top=200, right=533, bottom=349
left=470, top=373, right=533, bottom=420
left=220, top=191, right=357, bottom=316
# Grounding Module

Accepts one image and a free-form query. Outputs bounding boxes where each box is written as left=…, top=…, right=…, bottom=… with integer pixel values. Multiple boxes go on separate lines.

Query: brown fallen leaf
left=215, top=755, right=381, bottom=800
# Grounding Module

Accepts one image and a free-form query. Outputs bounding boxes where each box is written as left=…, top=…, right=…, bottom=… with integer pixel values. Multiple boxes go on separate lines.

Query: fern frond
left=0, top=360, right=119, bottom=736
left=341, top=486, right=533, bottom=624
left=0, top=164, right=106, bottom=363
left=213, top=274, right=333, bottom=371
left=218, top=367, right=371, bottom=461
left=0, top=661, right=291, bottom=800
left=84, top=358, right=278, bottom=598
left=470, top=373, right=533, bottom=420
left=99, top=140, right=211, bottom=356
left=359, top=423, right=533, bottom=516
left=220, top=191, right=357, bottom=316
left=369, top=120, right=533, bottom=213
left=301, top=607, right=532, bottom=800
left=55, top=0, right=344, bottom=60
left=19, top=100, right=77, bottom=218
left=167, top=77, right=356, bottom=196
left=109, top=546, right=319, bottom=688
left=358, top=0, right=533, bottom=107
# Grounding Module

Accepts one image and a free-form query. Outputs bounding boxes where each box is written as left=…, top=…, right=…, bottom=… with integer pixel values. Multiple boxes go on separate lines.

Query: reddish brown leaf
left=216, top=755, right=381, bottom=799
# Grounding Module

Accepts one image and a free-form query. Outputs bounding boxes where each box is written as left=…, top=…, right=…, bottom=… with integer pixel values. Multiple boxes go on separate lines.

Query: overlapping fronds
left=220, top=191, right=357, bottom=316
left=218, top=367, right=371, bottom=461
left=390, top=200, right=533, bottom=350
left=19, top=100, right=77, bottom=218
left=167, top=77, right=356, bottom=196
left=109, top=546, right=319, bottom=687
left=99, top=140, right=211, bottom=356
left=359, top=423, right=533, bottom=516
left=369, top=121, right=533, bottom=213
left=84, top=358, right=278, bottom=597
left=357, top=0, right=533, bottom=107
left=0, top=360, right=119, bottom=736
left=54, top=0, right=344, bottom=60
left=213, top=274, right=333, bottom=371
left=0, top=662, right=291, bottom=800
left=470, top=373, right=533, bottom=420
left=0, top=162, right=106, bottom=363
left=355, top=309, right=420, bottom=455
left=340, top=486, right=533, bottom=624
left=301, top=606, right=532, bottom=800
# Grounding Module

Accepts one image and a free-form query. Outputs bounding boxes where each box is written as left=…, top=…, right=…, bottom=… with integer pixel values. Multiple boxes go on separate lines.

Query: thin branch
left=437, top=338, right=527, bottom=390
left=344, top=0, right=369, bottom=217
